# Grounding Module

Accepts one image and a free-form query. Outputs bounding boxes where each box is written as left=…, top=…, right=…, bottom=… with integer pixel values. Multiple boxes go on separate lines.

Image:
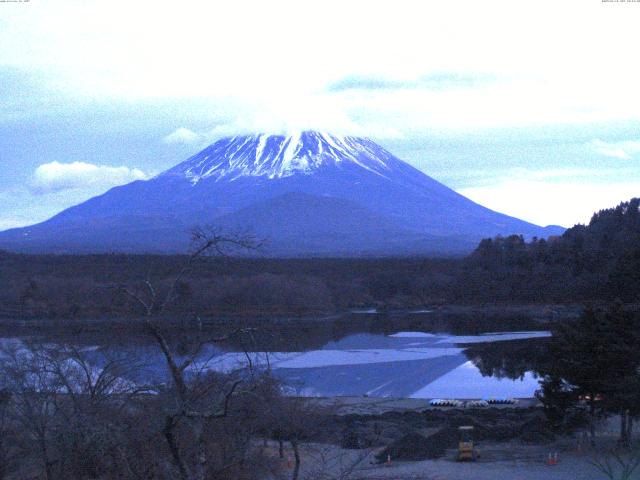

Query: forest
left=1, top=198, right=638, bottom=320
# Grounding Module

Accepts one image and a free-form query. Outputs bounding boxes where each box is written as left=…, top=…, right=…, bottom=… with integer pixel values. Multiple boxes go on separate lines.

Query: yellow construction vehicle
left=457, top=426, right=477, bottom=461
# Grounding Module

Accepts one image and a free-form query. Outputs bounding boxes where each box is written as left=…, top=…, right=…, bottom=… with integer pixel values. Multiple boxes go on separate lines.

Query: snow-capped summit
left=0, top=131, right=565, bottom=255
left=163, top=131, right=396, bottom=183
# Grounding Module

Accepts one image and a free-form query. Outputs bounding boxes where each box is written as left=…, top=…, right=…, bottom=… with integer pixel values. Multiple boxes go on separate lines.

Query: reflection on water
left=267, top=331, right=548, bottom=399
left=409, top=362, right=540, bottom=399
left=0, top=319, right=552, bottom=399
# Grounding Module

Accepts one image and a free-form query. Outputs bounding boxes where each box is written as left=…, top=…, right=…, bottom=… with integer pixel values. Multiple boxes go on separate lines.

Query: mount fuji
left=0, top=131, right=563, bottom=256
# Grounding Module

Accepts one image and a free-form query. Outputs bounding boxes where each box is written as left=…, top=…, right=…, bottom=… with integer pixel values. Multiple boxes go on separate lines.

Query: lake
left=0, top=314, right=553, bottom=400
left=206, top=330, right=550, bottom=399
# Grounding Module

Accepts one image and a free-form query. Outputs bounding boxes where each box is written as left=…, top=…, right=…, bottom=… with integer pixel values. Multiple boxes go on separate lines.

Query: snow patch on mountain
left=162, top=131, right=395, bottom=184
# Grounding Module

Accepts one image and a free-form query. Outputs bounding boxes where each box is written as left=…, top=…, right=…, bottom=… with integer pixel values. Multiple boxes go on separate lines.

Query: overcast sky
left=1, top=0, right=639, bottom=230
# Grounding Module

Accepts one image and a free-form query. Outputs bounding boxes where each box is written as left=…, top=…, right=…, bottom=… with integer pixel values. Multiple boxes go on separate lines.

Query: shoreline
left=0, top=302, right=580, bottom=332
left=308, top=396, right=541, bottom=416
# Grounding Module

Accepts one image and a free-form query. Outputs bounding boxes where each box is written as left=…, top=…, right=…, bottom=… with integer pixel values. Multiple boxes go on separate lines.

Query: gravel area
left=349, top=440, right=604, bottom=480
left=268, top=434, right=632, bottom=480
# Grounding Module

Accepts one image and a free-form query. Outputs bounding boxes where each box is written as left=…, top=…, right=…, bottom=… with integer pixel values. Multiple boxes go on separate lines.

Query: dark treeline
left=465, top=197, right=640, bottom=303
left=1, top=198, right=639, bottom=319
left=0, top=253, right=459, bottom=318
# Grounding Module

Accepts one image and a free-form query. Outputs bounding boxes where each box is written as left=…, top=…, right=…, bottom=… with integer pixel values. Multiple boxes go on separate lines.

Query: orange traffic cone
left=547, top=453, right=555, bottom=465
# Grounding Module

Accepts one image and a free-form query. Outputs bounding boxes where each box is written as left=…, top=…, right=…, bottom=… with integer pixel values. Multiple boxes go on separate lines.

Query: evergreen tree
left=542, top=305, right=640, bottom=445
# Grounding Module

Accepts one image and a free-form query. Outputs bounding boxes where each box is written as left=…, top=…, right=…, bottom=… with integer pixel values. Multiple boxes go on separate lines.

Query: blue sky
left=1, top=0, right=639, bottom=229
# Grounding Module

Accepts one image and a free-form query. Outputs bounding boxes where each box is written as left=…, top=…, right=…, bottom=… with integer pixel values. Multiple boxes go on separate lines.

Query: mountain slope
left=214, top=191, right=465, bottom=256
left=0, top=131, right=564, bottom=255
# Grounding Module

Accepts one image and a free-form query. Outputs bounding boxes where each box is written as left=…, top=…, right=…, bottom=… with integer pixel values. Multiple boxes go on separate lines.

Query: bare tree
left=0, top=340, right=155, bottom=479
left=0, top=228, right=287, bottom=480
left=591, top=448, right=640, bottom=480
left=115, top=227, right=262, bottom=480
left=302, top=444, right=374, bottom=480
left=0, top=386, right=18, bottom=479
left=1, top=342, right=63, bottom=479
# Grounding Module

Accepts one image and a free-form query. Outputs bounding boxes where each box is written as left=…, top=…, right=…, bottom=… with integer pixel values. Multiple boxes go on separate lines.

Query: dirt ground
left=263, top=403, right=637, bottom=480
left=345, top=439, right=604, bottom=480
left=268, top=430, right=635, bottom=480
left=284, top=441, right=613, bottom=480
